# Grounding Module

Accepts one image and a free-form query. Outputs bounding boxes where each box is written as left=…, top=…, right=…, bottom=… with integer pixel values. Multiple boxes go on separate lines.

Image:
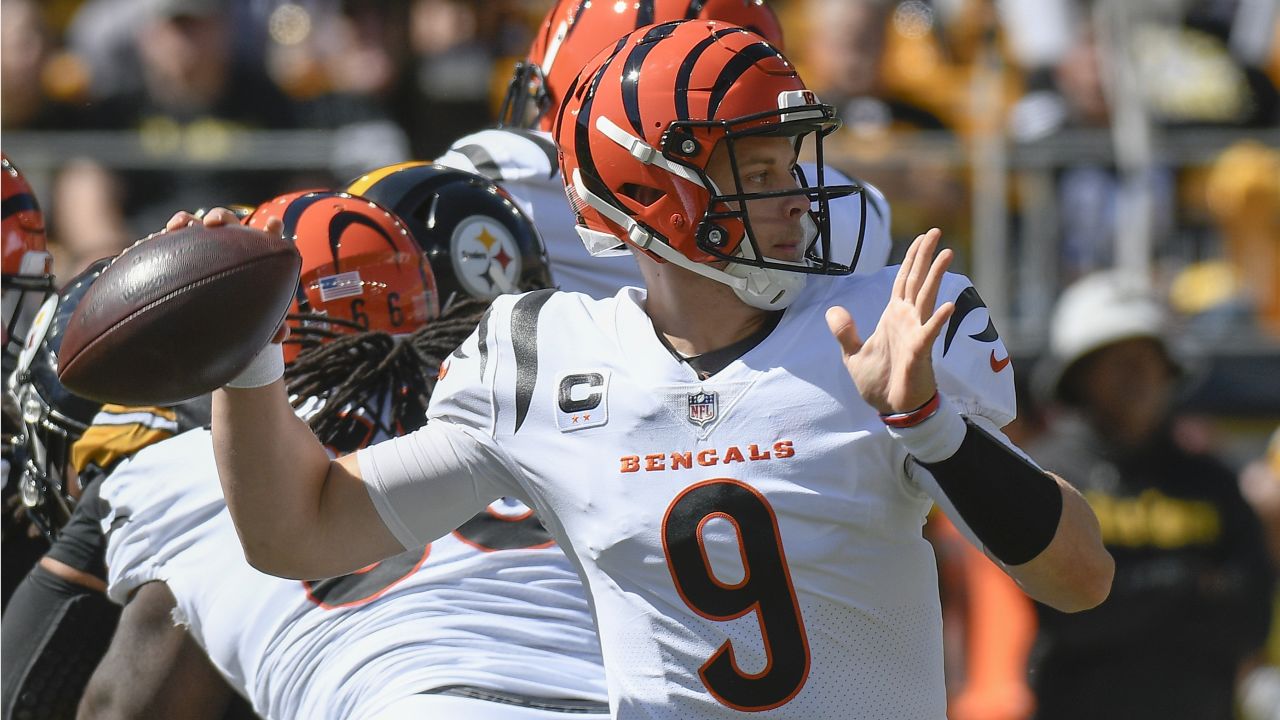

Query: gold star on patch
left=475, top=227, right=497, bottom=251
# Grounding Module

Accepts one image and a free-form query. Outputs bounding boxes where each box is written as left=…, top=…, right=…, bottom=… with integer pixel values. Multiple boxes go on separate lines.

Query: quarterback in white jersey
left=204, top=20, right=1112, bottom=720
left=362, top=271, right=1008, bottom=717
left=99, top=426, right=606, bottom=720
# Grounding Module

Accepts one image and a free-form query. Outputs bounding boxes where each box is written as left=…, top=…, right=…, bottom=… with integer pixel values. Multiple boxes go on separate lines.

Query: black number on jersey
left=662, top=478, right=810, bottom=712
left=453, top=501, right=554, bottom=551
left=302, top=545, right=431, bottom=609
left=302, top=499, right=553, bottom=609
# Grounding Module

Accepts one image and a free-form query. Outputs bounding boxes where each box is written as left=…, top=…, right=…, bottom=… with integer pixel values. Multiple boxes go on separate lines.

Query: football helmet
left=556, top=21, right=864, bottom=310
left=245, top=191, right=440, bottom=362
left=500, top=0, right=784, bottom=130
left=2, top=154, right=54, bottom=376
left=9, top=259, right=111, bottom=538
left=347, top=163, right=552, bottom=309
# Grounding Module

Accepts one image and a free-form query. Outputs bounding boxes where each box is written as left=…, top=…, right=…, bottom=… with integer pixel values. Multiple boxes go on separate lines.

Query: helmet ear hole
left=619, top=183, right=664, bottom=208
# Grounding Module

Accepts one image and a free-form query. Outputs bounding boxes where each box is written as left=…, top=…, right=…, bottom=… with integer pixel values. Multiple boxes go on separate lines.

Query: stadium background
left=4, top=0, right=1279, bottom=715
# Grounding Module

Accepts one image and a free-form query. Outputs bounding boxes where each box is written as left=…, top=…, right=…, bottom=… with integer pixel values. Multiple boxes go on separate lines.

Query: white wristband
left=224, top=343, right=285, bottom=389
left=885, top=394, right=968, bottom=463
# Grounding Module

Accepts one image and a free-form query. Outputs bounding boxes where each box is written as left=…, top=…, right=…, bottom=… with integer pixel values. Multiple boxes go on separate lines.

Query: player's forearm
left=1001, top=476, right=1113, bottom=612
left=211, top=381, right=333, bottom=577
left=893, top=402, right=1113, bottom=612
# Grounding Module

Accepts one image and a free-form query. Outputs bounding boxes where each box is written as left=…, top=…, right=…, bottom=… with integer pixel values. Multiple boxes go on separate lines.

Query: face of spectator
left=808, top=0, right=886, bottom=97
left=1056, top=30, right=1109, bottom=126
left=1075, top=337, right=1174, bottom=449
left=1, top=0, right=49, bottom=125
left=136, top=12, right=231, bottom=111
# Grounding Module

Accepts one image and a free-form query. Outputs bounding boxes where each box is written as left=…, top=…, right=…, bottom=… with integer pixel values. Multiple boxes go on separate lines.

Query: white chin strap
left=572, top=116, right=813, bottom=310
left=572, top=169, right=806, bottom=310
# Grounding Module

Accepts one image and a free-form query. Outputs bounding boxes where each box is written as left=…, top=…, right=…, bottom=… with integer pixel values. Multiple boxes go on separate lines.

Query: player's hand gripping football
left=825, top=228, right=955, bottom=415
left=164, top=208, right=291, bottom=344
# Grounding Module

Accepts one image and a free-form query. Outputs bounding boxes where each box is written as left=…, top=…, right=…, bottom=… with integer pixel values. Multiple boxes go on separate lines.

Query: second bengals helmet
left=500, top=0, right=784, bottom=130
left=245, top=191, right=440, bottom=362
left=2, top=154, right=54, bottom=375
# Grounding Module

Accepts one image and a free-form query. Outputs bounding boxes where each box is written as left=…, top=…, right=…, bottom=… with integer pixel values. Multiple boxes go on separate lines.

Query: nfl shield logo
left=687, top=390, right=718, bottom=427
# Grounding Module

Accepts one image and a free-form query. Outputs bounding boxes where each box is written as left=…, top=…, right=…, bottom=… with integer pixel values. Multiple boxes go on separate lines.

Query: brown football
left=58, top=223, right=301, bottom=405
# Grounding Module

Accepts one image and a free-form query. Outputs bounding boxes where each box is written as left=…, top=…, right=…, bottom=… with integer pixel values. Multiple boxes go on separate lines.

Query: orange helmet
left=556, top=21, right=862, bottom=310
left=2, top=154, right=54, bottom=369
left=500, top=0, right=784, bottom=130
left=245, top=191, right=440, bottom=363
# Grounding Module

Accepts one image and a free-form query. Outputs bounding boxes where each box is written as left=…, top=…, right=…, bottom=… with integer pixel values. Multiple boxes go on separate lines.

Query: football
left=58, top=223, right=301, bottom=406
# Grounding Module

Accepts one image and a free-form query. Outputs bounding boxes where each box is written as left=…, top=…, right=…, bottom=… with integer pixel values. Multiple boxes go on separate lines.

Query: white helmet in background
left=1045, top=270, right=1180, bottom=402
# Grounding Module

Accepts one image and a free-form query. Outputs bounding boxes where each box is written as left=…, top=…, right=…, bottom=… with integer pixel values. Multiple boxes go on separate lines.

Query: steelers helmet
left=347, top=163, right=552, bottom=309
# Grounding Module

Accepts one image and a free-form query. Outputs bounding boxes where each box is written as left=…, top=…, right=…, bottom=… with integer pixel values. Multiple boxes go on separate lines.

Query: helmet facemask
left=498, top=61, right=552, bottom=129
left=576, top=93, right=865, bottom=310
left=14, top=379, right=83, bottom=538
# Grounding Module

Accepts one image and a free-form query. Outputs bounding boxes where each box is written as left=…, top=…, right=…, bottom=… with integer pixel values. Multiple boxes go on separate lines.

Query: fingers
left=825, top=306, right=863, bottom=357
left=200, top=207, right=240, bottom=227
left=921, top=301, right=955, bottom=348
left=262, top=216, right=284, bottom=240
left=903, top=228, right=941, bottom=303
left=166, top=211, right=199, bottom=232
left=916, top=247, right=953, bottom=322
left=891, top=233, right=920, bottom=300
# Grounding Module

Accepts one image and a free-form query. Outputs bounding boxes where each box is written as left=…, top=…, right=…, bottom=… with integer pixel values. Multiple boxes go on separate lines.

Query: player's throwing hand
left=826, top=228, right=955, bottom=415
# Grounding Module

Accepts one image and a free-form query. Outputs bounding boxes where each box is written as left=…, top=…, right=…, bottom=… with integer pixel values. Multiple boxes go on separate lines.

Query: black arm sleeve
left=918, top=418, right=1063, bottom=566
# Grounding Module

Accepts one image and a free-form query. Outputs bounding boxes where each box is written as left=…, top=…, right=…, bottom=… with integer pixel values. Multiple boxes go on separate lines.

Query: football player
left=433, top=0, right=894, bottom=300
left=203, top=22, right=1113, bottom=719
left=5, top=175, right=608, bottom=719
left=2, top=153, right=58, bottom=608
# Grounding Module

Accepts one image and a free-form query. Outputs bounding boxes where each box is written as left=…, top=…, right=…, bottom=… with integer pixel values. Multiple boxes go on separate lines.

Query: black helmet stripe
left=2, top=192, right=39, bottom=219
left=277, top=191, right=337, bottom=314
left=674, top=26, right=750, bottom=120
left=637, top=0, right=655, bottom=27
left=560, top=0, right=592, bottom=44
left=574, top=36, right=633, bottom=217
left=706, top=41, right=790, bottom=118
left=328, top=211, right=400, bottom=271
left=685, top=0, right=708, bottom=17
left=621, top=22, right=681, bottom=135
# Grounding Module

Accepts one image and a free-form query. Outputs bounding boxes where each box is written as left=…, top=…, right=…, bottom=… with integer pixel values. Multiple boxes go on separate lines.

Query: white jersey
left=359, top=270, right=1017, bottom=719
left=437, top=128, right=893, bottom=299
left=99, top=427, right=606, bottom=720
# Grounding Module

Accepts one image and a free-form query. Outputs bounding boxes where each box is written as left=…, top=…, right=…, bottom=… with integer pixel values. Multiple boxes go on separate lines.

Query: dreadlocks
left=282, top=297, right=491, bottom=453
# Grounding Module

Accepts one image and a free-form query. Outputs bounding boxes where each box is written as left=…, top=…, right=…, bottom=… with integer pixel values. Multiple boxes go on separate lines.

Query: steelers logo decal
left=451, top=216, right=522, bottom=300
left=16, top=294, right=57, bottom=374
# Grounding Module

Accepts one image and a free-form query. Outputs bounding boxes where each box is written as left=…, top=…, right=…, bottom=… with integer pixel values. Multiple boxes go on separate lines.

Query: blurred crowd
left=4, top=1, right=1280, bottom=718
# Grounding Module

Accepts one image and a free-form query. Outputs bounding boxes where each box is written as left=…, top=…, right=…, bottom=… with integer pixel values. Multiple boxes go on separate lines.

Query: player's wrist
left=884, top=393, right=966, bottom=463
left=224, top=342, right=285, bottom=389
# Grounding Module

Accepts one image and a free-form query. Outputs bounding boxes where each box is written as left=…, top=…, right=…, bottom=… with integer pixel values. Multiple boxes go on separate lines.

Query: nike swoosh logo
left=990, top=350, right=1011, bottom=373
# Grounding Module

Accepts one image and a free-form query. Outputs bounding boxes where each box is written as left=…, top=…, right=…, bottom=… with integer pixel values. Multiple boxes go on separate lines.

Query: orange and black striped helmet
left=500, top=0, right=783, bottom=131
left=2, top=153, right=54, bottom=366
left=245, top=191, right=439, bottom=363
left=555, top=20, right=863, bottom=310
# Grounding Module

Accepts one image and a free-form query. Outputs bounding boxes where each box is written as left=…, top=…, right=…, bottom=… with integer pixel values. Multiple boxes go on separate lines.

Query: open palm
left=826, top=228, right=955, bottom=415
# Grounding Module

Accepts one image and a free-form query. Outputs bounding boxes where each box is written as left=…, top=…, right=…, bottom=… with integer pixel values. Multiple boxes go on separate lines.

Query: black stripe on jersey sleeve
left=450, top=144, right=504, bottom=181
left=477, top=304, right=493, bottom=380
left=511, top=289, right=555, bottom=433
